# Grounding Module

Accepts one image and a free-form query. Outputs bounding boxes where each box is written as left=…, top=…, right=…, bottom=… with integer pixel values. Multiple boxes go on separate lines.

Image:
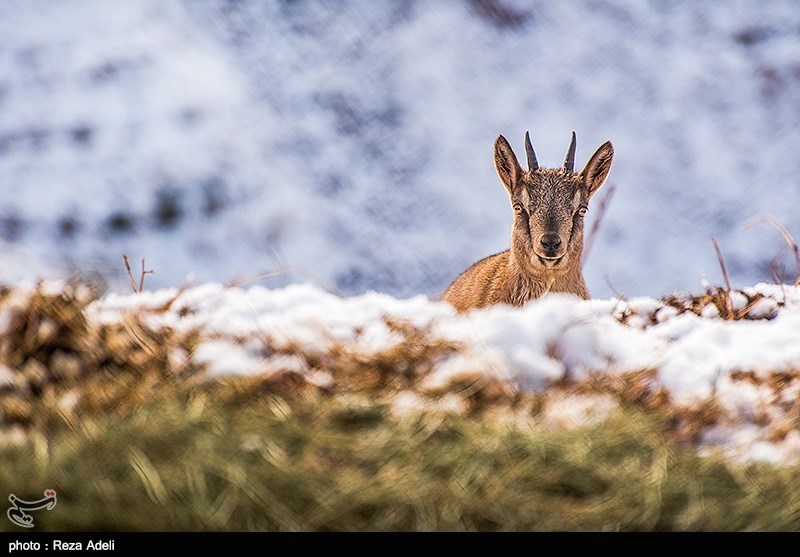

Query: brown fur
left=443, top=132, right=614, bottom=313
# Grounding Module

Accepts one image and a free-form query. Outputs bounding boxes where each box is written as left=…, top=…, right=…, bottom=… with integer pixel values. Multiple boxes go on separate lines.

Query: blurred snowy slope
left=1, top=0, right=799, bottom=298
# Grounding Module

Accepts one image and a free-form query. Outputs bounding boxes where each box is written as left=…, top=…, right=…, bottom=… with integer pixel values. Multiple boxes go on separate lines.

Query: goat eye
left=513, top=203, right=524, bottom=214
left=577, top=205, right=588, bottom=217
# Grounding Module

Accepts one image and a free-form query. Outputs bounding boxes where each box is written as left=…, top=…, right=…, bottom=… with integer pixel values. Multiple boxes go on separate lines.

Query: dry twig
left=711, top=236, right=734, bottom=319
left=743, top=216, right=800, bottom=284
left=224, top=265, right=342, bottom=295
left=123, top=255, right=154, bottom=293
left=583, top=183, right=616, bottom=264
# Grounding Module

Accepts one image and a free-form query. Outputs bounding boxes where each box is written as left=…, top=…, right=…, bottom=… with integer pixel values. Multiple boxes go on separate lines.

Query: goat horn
left=524, top=131, right=539, bottom=171
left=564, top=131, right=576, bottom=172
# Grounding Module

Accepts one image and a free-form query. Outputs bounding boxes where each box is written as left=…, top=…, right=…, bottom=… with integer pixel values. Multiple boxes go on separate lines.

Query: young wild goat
left=442, top=131, right=614, bottom=312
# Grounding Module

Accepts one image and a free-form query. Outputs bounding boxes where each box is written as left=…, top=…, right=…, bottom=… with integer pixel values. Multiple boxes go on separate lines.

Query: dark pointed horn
left=524, top=131, right=538, bottom=171
left=564, top=131, right=576, bottom=172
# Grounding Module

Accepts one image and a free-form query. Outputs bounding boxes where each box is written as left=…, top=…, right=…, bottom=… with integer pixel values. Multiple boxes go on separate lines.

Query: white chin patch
left=534, top=255, right=564, bottom=268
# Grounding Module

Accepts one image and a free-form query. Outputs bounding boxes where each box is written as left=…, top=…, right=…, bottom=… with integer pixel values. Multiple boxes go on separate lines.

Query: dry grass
left=0, top=281, right=201, bottom=433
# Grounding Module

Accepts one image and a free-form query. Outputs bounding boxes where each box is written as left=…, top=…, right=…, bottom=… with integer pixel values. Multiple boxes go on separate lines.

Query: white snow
left=76, top=280, right=800, bottom=466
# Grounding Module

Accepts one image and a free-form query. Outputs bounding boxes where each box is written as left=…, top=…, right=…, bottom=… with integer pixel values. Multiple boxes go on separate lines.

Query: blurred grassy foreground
left=1, top=282, right=799, bottom=532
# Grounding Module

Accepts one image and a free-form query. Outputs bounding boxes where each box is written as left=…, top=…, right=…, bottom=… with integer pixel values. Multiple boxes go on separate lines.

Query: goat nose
left=540, top=234, right=562, bottom=253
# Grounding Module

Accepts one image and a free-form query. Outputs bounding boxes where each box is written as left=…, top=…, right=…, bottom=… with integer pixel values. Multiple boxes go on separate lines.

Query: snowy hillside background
left=1, top=0, right=800, bottom=298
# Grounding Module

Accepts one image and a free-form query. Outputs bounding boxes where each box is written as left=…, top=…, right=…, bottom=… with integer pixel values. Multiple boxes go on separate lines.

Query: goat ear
left=579, top=141, right=613, bottom=199
left=494, top=135, right=522, bottom=195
